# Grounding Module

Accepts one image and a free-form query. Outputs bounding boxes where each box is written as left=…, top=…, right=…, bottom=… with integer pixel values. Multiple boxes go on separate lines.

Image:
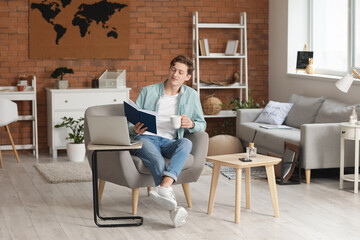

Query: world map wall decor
left=29, top=0, right=129, bottom=58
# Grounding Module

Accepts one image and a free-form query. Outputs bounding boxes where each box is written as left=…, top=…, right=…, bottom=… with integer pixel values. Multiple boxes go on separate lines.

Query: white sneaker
left=149, top=186, right=177, bottom=211
left=170, top=207, right=188, bottom=228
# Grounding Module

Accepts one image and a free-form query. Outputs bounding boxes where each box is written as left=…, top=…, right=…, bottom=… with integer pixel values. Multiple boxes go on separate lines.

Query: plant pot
left=55, top=80, right=68, bottom=89
left=66, top=143, right=85, bottom=162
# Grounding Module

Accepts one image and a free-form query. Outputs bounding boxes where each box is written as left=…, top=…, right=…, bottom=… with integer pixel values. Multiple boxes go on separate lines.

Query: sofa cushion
left=284, top=94, right=325, bottom=128
left=314, top=99, right=360, bottom=123
left=238, top=122, right=300, bottom=154
left=254, top=101, right=293, bottom=125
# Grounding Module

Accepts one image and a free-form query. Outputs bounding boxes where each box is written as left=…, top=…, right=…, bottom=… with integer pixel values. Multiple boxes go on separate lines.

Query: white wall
left=269, top=0, right=360, bottom=104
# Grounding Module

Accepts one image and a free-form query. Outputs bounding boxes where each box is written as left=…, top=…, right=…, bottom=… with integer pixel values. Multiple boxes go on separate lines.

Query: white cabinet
left=46, top=88, right=130, bottom=158
left=192, top=11, right=248, bottom=118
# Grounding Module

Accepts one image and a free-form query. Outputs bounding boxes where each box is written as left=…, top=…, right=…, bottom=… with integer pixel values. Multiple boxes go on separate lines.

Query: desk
left=340, top=123, right=360, bottom=193
left=0, top=77, right=38, bottom=158
left=206, top=153, right=281, bottom=224
left=87, top=142, right=143, bottom=227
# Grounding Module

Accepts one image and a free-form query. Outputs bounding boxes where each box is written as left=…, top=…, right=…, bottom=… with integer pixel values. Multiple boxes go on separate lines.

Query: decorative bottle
left=349, top=106, right=358, bottom=124
left=246, top=142, right=257, bottom=159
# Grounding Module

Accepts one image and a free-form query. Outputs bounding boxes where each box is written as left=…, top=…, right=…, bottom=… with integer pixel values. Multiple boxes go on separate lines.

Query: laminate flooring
left=0, top=153, right=359, bottom=240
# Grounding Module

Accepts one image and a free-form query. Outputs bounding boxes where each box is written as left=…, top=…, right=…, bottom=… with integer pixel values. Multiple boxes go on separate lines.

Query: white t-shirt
left=145, top=94, right=178, bottom=139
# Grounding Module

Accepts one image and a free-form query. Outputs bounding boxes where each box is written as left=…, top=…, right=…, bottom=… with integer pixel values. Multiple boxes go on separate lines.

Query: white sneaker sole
left=149, top=190, right=177, bottom=211
left=171, top=207, right=188, bottom=228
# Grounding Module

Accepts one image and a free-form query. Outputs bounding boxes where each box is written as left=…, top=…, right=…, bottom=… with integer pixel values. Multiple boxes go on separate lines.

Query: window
left=355, top=0, right=360, bottom=67
left=288, top=0, right=360, bottom=76
left=312, top=0, right=348, bottom=75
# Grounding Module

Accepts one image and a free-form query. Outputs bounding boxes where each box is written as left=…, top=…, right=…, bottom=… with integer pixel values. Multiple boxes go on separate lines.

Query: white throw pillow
left=255, top=101, right=293, bottom=125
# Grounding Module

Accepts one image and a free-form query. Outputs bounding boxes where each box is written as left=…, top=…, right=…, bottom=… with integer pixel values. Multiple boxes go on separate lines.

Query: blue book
left=124, top=100, right=157, bottom=134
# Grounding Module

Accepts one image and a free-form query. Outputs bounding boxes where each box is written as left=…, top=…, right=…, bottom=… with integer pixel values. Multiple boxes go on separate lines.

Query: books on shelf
left=123, top=99, right=157, bottom=134
left=199, top=38, right=210, bottom=56
left=225, top=40, right=239, bottom=56
left=260, top=125, right=292, bottom=130
left=203, top=38, right=210, bottom=56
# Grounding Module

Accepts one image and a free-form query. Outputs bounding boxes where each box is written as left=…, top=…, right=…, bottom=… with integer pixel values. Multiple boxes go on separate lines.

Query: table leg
left=245, top=168, right=251, bottom=209
left=265, top=165, right=280, bottom=218
left=207, top=163, right=221, bottom=215
left=340, top=137, right=344, bottom=190
left=235, top=168, right=242, bottom=224
left=91, top=151, right=143, bottom=227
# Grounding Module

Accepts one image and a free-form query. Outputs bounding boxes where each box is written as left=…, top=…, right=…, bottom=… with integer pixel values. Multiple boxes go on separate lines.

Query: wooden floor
left=0, top=153, right=360, bottom=240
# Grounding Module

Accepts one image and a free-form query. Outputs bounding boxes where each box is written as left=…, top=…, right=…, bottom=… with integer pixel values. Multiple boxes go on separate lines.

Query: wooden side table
left=206, top=153, right=281, bottom=224
left=340, top=123, right=360, bottom=193
left=87, top=142, right=143, bottom=227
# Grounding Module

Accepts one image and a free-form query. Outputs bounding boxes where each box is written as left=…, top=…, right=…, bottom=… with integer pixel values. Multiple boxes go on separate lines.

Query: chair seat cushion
left=132, top=154, right=195, bottom=175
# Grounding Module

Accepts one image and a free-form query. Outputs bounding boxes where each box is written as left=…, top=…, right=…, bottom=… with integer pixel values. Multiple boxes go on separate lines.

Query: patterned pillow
left=255, top=101, right=293, bottom=125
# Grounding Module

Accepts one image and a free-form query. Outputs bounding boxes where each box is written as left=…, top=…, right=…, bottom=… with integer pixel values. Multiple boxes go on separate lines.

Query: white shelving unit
left=192, top=11, right=248, bottom=118
left=0, top=76, right=39, bottom=158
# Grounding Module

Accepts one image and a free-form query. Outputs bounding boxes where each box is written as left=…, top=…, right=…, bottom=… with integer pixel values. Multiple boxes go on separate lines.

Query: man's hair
left=170, top=55, right=194, bottom=75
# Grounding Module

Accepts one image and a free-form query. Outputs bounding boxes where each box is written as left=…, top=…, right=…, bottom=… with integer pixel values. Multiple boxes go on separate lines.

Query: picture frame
left=296, top=51, right=313, bottom=70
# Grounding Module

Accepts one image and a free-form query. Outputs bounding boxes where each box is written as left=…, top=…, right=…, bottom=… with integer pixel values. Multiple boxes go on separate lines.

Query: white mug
left=170, top=115, right=181, bottom=129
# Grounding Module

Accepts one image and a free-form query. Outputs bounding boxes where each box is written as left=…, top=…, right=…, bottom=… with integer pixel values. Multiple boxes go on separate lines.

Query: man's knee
left=178, top=138, right=192, bottom=150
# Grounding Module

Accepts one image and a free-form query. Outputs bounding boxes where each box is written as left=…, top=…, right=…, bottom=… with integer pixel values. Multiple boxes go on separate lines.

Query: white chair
left=0, top=98, right=20, bottom=168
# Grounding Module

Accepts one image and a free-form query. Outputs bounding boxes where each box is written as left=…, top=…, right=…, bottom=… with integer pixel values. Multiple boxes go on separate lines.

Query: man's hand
left=133, top=122, right=148, bottom=135
left=181, top=115, right=194, bottom=129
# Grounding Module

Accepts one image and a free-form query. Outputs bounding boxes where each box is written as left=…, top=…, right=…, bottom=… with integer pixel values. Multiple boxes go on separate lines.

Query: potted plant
left=54, top=116, right=85, bottom=162
left=51, top=67, right=74, bottom=89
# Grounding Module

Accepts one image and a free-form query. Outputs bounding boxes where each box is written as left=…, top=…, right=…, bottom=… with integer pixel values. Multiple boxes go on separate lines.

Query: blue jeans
left=131, top=135, right=192, bottom=186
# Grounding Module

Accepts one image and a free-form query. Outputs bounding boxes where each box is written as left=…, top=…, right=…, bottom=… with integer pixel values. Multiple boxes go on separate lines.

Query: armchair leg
left=305, top=169, right=311, bottom=184
left=5, top=125, right=20, bottom=164
left=182, top=183, right=192, bottom=208
left=132, top=188, right=140, bottom=215
left=98, top=179, right=106, bottom=204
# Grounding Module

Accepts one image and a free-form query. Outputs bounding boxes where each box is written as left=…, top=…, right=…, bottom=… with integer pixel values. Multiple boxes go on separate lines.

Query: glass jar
left=246, top=142, right=257, bottom=159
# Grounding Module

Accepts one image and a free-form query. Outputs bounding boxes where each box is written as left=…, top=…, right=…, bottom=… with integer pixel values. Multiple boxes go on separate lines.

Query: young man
left=129, top=55, right=206, bottom=227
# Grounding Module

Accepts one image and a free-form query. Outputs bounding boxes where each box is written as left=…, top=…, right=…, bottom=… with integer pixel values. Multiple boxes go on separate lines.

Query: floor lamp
left=335, top=69, right=360, bottom=93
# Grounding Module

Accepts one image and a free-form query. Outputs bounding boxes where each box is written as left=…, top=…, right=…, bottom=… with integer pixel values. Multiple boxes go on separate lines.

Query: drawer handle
left=342, top=131, right=346, bottom=134
left=65, top=100, right=68, bottom=103
left=113, top=99, right=117, bottom=102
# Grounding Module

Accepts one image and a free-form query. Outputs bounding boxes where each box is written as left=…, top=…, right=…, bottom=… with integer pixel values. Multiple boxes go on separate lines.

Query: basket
left=202, top=95, right=222, bottom=115
left=99, top=69, right=126, bottom=88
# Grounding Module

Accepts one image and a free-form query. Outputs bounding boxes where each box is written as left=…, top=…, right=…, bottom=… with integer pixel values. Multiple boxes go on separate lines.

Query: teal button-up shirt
left=129, top=80, right=206, bottom=139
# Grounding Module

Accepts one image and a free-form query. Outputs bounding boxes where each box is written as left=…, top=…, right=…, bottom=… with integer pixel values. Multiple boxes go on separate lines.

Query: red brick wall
left=0, top=0, right=268, bottom=153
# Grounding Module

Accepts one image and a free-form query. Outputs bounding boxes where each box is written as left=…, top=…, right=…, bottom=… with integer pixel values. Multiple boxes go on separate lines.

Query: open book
left=124, top=100, right=157, bottom=134
left=260, top=125, right=292, bottom=129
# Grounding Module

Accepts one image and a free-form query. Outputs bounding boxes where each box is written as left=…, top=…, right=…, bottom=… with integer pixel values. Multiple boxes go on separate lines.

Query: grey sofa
left=236, top=94, right=357, bottom=184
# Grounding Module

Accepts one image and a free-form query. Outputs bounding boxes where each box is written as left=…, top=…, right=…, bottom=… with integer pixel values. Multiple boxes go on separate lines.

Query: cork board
left=29, top=0, right=129, bottom=59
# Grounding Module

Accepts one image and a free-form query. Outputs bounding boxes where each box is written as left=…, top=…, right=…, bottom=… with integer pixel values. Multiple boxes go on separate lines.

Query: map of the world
left=29, top=0, right=129, bottom=58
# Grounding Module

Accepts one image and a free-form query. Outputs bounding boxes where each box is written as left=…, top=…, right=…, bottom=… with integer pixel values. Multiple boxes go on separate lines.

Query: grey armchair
left=84, top=103, right=209, bottom=215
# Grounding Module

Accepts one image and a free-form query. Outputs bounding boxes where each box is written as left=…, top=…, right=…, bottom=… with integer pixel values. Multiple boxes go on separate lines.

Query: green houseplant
left=54, top=116, right=85, bottom=162
left=51, top=67, right=74, bottom=89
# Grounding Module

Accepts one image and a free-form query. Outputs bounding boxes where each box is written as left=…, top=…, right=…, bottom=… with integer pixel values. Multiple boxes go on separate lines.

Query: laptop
left=87, top=116, right=137, bottom=146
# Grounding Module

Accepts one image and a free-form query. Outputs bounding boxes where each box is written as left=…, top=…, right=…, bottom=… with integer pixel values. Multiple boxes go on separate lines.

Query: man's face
left=168, top=62, right=191, bottom=88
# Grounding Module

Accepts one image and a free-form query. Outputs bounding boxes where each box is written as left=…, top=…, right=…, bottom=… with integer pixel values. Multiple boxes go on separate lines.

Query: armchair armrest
left=183, top=131, right=209, bottom=180
left=300, top=123, right=340, bottom=169
left=184, top=131, right=209, bottom=162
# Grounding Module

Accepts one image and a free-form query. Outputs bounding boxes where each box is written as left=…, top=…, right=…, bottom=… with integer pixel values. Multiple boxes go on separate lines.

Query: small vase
left=306, top=58, right=314, bottom=74
left=349, top=106, right=358, bottom=124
